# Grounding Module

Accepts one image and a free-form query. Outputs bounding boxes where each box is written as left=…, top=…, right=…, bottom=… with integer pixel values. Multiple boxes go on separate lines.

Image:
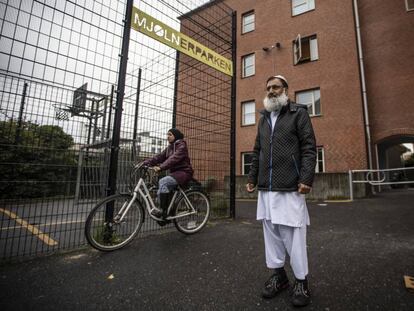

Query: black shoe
left=156, top=220, right=168, bottom=226
left=151, top=208, right=163, bottom=218
left=262, top=269, right=289, bottom=299
left=291, top=278, right=311, bottom=307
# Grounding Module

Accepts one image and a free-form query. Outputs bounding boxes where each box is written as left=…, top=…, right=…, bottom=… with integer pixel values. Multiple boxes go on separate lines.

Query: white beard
left=263, top=93, right=289, bottom=112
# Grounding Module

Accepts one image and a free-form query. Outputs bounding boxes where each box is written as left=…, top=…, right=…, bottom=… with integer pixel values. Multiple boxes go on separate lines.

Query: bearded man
left=246, top=75, right=316, bottom=307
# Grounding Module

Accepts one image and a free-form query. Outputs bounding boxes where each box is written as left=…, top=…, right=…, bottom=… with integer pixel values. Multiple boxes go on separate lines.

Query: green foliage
left=0, top=120, right=77, bottom=199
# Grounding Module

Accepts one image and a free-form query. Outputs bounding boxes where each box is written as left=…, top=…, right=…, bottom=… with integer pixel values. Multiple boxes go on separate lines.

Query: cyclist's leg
left=155, top=176, right=178, bottom=218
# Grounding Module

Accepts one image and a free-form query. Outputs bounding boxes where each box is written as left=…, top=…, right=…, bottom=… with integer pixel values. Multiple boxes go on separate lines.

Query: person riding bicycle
left=141, top=128, right=194, bottom=219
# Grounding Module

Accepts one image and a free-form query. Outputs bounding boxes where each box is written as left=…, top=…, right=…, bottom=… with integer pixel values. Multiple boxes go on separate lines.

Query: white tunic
left=256, top=110, right=310, bottom=228
left=257, top=191, right=310, bottom=227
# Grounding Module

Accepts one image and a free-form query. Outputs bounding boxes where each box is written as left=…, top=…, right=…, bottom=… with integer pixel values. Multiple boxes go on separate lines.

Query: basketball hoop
left=55, top=107, right=69, bottom=121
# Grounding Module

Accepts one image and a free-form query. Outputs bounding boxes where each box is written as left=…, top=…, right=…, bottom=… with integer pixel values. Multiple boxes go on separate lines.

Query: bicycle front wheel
left=85, top=194, right=144, bottom=251
left=173, top=190, right=210, bottom=234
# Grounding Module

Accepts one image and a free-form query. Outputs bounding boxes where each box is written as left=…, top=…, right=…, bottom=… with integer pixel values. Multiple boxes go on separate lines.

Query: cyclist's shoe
left=291, top=278, right=310, bottom=307
left=262, top=268, right=289, bottom=299
left=156, top=220, right=168, bottom=226
left=151, top=208, right=163, bottom=218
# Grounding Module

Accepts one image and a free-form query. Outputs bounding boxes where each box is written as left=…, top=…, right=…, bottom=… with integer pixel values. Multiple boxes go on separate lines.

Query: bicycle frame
left=116, top=177, right=197, bottom=223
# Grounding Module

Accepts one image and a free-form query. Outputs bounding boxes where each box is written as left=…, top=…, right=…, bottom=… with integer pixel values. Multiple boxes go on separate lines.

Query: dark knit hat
left=168, top=128, right=184, bottom=141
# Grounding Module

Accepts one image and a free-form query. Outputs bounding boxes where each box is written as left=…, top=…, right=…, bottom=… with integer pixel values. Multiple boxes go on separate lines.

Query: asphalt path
left=1, top=189, right=413, bottom=310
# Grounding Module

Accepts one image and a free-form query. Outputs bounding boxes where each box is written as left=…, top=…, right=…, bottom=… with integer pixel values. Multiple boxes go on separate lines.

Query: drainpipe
left=353, top=0, right=373, bottom=171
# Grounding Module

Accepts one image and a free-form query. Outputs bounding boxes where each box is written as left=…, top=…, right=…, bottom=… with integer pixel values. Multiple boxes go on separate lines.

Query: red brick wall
left=175, top=5, right=232, bottom=185
left=358, top=1, right=414, bottom=144
left=225, top=0, right=368, bottom=173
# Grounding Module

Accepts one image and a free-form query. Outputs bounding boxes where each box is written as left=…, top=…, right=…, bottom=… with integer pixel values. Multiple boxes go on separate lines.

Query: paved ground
left=1, top=189, right=413, bottom=310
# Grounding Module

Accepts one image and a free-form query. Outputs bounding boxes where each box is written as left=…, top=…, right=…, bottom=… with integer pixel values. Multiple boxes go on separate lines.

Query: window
left=296, top=88, right=321, bottom=116
left=293, top=34, right=318, bottom=65
left=151, top=147, right=155, bottom=153
left=292, top=0, right=315, bottom=16
left=242, top=153, right=255, bottom=175
left=151, top=138, right=156, bottom=145
left=242, top=53, right=255, bottom=78
left=316, top=147, right=325, bottom=173
left=406, top=0, right=414, bottom=11
left=241, top=101, right=256, bottom=126
left=242, top=11, right=255, bottom=34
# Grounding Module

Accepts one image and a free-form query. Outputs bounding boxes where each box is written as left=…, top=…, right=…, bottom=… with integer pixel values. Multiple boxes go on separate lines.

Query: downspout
left=353, top=0, right=373, bottom=171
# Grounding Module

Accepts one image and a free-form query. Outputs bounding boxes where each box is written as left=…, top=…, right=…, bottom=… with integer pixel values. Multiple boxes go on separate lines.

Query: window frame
left=316, top=146, right=325, bottom=173
left=241, top=100, right=256, bottom=126
left=241, top=53, right=255, bottom=78
left=292, top=0, right=315, bottom=16
left=241, top=152, right=255, bottom=175
left=241, top=10, right=255, bottom=34
left=293, top=34, right=318, bottom=65
left=295, top=88, right=321, bottom=117
left=406, top=0, right=414, bottom=11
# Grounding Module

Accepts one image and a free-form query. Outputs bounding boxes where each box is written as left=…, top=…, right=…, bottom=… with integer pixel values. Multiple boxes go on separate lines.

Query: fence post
left=132, top=68, right=142, bottom=161
left=106, top=0, right=133, bottom=197
left=172, top=51, right=180, bottom=128
left=106, top=85, right=114, bottom=139
left=14, top=82, right=28, bottom=144
left=349, top=170, right=354, bottom=201
left=74, top=149, right=84, bottom=205
left=230, top=11, right=237, bottom=219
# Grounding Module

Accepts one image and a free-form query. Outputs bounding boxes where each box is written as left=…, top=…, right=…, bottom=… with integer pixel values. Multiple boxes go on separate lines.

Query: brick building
left=221, top=0, right=414, bottom=175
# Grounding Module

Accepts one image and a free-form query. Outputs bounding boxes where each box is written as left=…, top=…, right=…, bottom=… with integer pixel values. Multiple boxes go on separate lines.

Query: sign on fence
left=131, top=7, right=233, bottom=77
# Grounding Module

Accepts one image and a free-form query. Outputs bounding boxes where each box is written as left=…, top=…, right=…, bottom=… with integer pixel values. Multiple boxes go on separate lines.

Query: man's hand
left=153, top=166, right=161, bottom=173
left=246, top=183, right=255, bottom=193
left=298, top=183, right=311, bottom=194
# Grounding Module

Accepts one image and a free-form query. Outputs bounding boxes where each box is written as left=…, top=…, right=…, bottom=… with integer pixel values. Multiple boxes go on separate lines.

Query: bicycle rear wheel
left=85, top=194, right=144, bottom=251
left=173, top=190, right=210, bottom=234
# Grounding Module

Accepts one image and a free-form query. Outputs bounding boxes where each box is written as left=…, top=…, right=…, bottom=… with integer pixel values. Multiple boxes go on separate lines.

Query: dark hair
left=266, top=76, right=288, bottom=88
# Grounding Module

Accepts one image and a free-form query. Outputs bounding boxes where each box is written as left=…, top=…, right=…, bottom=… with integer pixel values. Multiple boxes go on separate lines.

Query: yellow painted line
left=323, top=200, right=353, bottom=203
left=0, top=208, right=58, bottom=246
left=0, top=219, right=85, bottom=231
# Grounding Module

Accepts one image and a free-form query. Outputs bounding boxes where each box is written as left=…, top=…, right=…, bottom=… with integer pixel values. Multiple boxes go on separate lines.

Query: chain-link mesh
left=0, top=0, right=234, bottom=260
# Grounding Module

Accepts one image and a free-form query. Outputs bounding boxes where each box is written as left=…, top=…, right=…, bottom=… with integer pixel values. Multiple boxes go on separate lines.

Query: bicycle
left=84, top=163, right=210, bottom=251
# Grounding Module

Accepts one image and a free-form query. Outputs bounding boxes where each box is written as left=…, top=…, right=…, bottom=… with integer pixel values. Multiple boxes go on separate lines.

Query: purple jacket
left=142, top=139, right=194, bottom=185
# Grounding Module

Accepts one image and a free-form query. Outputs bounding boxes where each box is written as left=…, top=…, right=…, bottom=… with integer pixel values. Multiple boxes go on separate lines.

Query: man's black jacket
left=247, top=101, right=317, bottom=191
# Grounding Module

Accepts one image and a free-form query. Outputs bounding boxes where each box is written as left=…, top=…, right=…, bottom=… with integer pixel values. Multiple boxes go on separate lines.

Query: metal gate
left=0, top=0, right=235, bottom=260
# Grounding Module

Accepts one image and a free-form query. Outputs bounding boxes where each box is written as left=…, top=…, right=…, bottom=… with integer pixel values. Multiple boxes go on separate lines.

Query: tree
left=0, top=120, right=77, bottom=199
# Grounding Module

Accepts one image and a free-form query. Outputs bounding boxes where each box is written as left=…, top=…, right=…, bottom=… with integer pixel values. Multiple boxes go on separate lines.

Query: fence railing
left=0, top=0, right=235, bottom=260
left=349, top=167, right=414, bottom=200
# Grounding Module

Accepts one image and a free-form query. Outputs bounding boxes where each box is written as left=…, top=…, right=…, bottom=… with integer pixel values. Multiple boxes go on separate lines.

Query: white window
left=292, top=0, right=315, bottom=16
left=242, top=101, right=255, bottom=126
left=294, top=34, right=318, bottom=65
left=296, top=88, right=321, bottom=116
left=242, top=11, right=255, bottom=34
left=406, top=0, right=414, bottom=11
left=242, top=153, right=255, bottom=175
left=316, top=147, right=325, bottom=173
left=242, top=53, right=255, bottom=78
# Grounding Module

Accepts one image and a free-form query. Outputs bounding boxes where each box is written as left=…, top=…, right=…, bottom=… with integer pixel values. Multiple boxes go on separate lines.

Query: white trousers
left=262, top=219, right=308, bottom=280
